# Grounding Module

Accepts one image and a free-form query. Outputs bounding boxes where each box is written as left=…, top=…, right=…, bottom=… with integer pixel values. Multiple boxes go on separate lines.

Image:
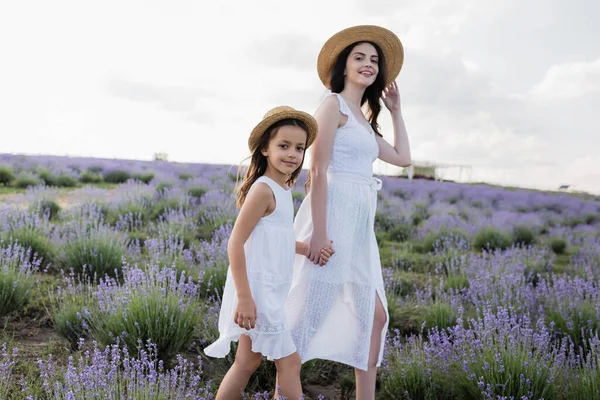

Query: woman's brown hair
left=330, top=41, right=387, bottom=136
left=305, top=41, right=387, bottom=192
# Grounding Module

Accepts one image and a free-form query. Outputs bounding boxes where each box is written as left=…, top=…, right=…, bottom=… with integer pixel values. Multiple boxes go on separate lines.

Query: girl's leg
left=354, top=294, right=387, bottom=400
left=273, top=352, right=303, bottom=400
left=215, top=335, right=262, bottom=400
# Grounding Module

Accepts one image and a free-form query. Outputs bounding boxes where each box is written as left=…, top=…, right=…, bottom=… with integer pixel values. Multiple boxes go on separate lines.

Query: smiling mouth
left=283, top=161, right=297, bottom=167
left=359, top=70, right=373, bottom=77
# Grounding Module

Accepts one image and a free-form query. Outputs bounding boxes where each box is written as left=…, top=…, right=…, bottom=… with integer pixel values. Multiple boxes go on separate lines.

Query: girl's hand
left=307, top=233, right=331, bottom=265
left=234, top=295, right=257, bottom=330
left=382, top=81, right=401, bottom=112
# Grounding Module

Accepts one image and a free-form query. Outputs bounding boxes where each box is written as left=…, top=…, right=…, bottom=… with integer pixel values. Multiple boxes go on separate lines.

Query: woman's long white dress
left=285, top=93, right=389, bottom=371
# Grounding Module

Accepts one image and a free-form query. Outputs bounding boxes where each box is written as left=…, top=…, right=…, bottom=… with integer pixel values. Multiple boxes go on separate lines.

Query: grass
left=0, top=182, right=118, bottom=197
left=0, top=166, right=599, bottom=397
left=0, top=187, right=26, bottom=195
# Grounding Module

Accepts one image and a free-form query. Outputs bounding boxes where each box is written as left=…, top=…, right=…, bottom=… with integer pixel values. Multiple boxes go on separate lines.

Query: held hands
left=307, top=236, right=335, bottom=266
left=234, top=295, right=257, bottom=331
left=382, top=81, right=401, bottom=113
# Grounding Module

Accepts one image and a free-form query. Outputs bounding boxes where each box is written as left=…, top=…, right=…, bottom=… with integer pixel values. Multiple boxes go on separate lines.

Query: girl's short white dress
left=204, top=176, right=297, bottom=360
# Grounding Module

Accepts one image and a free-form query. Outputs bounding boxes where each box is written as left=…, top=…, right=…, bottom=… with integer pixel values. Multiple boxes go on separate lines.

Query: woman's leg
left=354, top=294, right=387, bottom=400
left=273, top=352, right=303, bottom=400
left=215, top=335, right=262, bottom=400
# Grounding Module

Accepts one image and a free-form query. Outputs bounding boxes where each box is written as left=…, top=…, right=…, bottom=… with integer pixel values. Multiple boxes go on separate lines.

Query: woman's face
left=344, top=42, right=379, bottom=88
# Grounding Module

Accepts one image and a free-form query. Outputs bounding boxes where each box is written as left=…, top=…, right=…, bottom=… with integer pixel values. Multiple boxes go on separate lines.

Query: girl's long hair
left=236, top=118, right=309, bottom=208
left=330, top=41, right=387, bottom=137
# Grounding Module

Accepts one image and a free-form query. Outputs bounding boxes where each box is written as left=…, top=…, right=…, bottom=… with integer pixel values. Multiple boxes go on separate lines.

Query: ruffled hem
left=203, top=329, right=297, bottom=361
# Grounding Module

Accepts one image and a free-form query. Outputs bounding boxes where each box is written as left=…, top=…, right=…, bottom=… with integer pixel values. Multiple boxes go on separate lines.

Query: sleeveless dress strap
left=327, top=91, right=352, bottom=119
left=253, top=176, right=286, bottom=202
left=328, top=91, right=374, bottom=134
left=253, top=176, right=277, bottom=194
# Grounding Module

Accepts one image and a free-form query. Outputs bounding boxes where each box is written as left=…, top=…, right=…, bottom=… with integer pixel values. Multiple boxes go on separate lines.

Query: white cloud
left=0, top=0, right=599, bottom=194
left=531, top=59, right=600, bottom=101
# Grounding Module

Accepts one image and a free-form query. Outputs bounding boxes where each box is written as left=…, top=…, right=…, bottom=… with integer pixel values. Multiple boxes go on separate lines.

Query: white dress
left=204, top=176, right=297, bottom=360
left=285, top=93, right=389, bottom=371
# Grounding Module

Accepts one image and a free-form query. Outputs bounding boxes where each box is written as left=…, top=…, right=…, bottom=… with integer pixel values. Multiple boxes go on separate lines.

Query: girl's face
left=262, top=125, right=307, bottom=177
left=345, top=42, right=379, bottom=88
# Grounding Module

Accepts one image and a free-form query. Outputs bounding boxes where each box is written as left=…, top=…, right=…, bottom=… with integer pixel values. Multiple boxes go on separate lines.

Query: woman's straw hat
left=248, top=106, right=318, bottom=153
left=317, top=25, right=404, bottom=89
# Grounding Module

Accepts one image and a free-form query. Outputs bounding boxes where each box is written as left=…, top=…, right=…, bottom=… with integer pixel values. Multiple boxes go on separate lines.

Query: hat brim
left=248, top=108, right=318, bottom=153
left=317, top=25, right=404, bottom=89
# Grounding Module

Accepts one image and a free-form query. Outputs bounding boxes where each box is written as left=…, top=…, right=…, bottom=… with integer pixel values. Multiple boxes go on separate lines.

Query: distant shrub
left=550, top=237, right=567, bottom=255
left=133, top=173, right=154, bottom=184
left=179, top=173, right=194, bottom=181
left=584, top=214, right=598, bottom=225
left=188, top=186, right=208, bottom=200
left=411, top=202, right=430, bottom=226
left=387, top=223, right=414, bottom=242
left=473, top=227, right=512, bottom=251
left=387, top=301, right=420, bottom=336
left=155, top=182, right=174, bottom=194
left=87, top=166, right=104, bottom=174
left=512, top=225, right=537, bottom=246
left=375, top=212, right=395, bottom=232
left=37, top=169, right=56, bottom=186
left=104, top=170, right=131, bottom=184
left=12, top=174, right=42, bottom=189
left=564, top=217, right=583, bottom=228
left=80, top=171, right=104, bottom=184
left=391, top=189, right=409, bottom=200
left=55, top=174, right=79, bottom=188
left=0, top=165, right=15, bottom=185
left=31, top=199, right=61, bottom=220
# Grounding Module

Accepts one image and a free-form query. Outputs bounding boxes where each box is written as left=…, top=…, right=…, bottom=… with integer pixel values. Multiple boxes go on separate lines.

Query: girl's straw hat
left=317, top=25, right=404, bottom=89
left=248, top=106, right=318, bottom=153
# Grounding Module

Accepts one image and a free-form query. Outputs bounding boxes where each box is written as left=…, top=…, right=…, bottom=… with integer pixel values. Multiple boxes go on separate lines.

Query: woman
left=285, top=25, right=411, bottom=399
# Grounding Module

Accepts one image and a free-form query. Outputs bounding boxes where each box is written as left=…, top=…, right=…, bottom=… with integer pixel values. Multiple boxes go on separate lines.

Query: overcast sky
left=1, top=0, right=599, bottom=193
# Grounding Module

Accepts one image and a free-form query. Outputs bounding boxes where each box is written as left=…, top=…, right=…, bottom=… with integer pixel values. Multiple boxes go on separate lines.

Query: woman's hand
left=307, top=233, right=332, bottom=265
left=318, top=243, right=335, bottom=266
left=382, top=81, right=401, bottom=113
left=234, top=295, right=257, bottom=330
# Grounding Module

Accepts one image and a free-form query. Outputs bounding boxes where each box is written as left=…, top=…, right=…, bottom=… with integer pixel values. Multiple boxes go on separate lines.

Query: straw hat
left=248, top=106, right=318, bottom=153
left=317, top=25, right=404, bottom=89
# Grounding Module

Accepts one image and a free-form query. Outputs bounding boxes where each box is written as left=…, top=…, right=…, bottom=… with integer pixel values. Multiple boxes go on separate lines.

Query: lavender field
left=1, top=153, right=600, bottom=399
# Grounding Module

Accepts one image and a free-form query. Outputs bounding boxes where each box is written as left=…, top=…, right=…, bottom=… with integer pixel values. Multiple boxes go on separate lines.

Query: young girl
left=286, top=25, right=411, bottom=400
left=204, top=106, right=333, bottom=400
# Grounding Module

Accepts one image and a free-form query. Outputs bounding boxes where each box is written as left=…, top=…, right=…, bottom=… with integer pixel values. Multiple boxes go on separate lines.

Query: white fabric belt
left=327, top=172, right=382, bottom=191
